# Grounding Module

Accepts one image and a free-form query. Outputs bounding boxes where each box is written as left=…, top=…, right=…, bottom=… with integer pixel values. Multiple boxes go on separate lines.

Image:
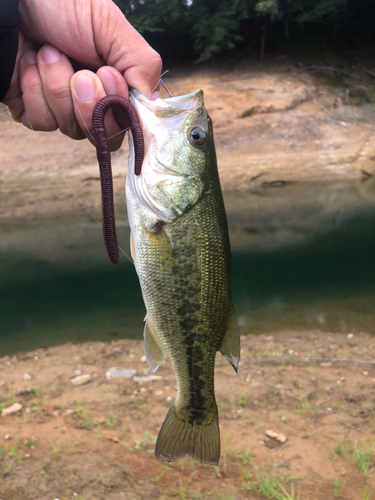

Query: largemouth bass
left=126, top=89, right=240, bottom=466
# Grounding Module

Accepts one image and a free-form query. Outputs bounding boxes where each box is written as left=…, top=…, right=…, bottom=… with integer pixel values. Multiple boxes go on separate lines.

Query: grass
left=353, top=441, right=375, bottom=477
left=134, top=431, right=157, bottom=453
left=296, top=393, right=316, bottom=416
left=104, top=411, right=118, bottom=429
left=50, top=441, right=59, bottom=455
left=233, top=447, right=251, bottom=465
left=333, top=477, right=343, bottom=498
left=329, top=432, right=350, bottom=459
left=256, top=473, right=300, bottom=500
left=73, top=405, right=94, bottom=430
left=170, top=471, right=197, bottom=500
left=361, top=483, right=374, bottom=500
left=9, top=442, right=22, bottom=464
left=24, top=436, right=37, bottom=450
left=151, top=464, right=172, bottom=483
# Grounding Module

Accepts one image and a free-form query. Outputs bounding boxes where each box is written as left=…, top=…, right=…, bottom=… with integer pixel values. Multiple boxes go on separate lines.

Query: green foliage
left=353, top=441, right=375, bottom=477
left=192, top=0, right=250, bottom=62
left=113, top=0, right=375, bottom=63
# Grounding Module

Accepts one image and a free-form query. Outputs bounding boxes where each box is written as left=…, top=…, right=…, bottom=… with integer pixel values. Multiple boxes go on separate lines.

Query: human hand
left=2, top=0, right=162, bottom=150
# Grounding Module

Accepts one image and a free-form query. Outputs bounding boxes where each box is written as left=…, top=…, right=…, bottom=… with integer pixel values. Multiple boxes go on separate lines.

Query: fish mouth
left=129, top=89, right=204, bottom=119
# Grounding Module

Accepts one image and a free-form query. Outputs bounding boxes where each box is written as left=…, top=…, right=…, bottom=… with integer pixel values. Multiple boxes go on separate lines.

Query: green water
left=1, top=180, right=375, bottom=356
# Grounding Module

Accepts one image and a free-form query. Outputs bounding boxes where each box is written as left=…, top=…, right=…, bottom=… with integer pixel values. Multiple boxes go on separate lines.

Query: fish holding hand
left=93, top=88, right=240, bottom=466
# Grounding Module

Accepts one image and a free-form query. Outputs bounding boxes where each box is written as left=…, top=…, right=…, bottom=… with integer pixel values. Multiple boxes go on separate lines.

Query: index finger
left=91, top=0, right=162, bottom=99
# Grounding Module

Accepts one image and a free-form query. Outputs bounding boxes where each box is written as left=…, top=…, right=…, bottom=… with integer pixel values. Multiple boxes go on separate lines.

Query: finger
left=92, top=1, right=162, bottom=99
left=71, top=70, right=125, bottom=151
left=97, top=66, right=131, bottom=133
left=37, top=44, right=85, bottom=140
left=19, top=48, right=58, bottom=131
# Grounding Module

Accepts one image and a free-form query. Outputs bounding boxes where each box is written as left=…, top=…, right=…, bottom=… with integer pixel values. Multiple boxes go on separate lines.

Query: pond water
left=1, top=179, right=375, bottom=356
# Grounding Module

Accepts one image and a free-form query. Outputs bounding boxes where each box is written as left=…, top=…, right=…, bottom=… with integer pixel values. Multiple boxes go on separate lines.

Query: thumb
left=92, top=0, right=162, bottom=99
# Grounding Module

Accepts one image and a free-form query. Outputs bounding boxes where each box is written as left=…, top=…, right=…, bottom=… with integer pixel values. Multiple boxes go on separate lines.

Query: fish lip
left=129, top=88, right=204, bottom=115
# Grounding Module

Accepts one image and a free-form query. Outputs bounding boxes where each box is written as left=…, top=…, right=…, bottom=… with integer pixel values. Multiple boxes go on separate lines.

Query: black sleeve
left=0, top=0, right=20, bottom=101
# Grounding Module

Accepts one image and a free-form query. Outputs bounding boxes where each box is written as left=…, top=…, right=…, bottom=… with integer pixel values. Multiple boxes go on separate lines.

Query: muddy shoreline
left=1, top=63, right=375, bottom=219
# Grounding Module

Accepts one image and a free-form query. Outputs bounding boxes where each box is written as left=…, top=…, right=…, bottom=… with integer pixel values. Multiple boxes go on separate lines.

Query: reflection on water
left=1, top=180, right=375, bottom=356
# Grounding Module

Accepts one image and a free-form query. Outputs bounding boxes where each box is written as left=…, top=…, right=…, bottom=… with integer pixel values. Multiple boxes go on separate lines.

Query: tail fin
left=155, top=404, right=220, bottom=465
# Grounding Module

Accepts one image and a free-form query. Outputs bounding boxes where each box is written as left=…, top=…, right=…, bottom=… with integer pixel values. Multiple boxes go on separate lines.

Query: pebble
left=105, top=367, right=136, bottom=380
left=2, top=403, right=23, bottom=416
left=347, top=333, right=354, bottom=339
left=4, top=434, right=12, bottom=440
left=265, top=429, right=287, bottom=444
left=166, top=396, right=173, bottom=402
left=140, top=355, right=147, bottom=362
left=363, top=371, right=369, bottom=377
left=23, top=373, right=32, bottom=381
left=71, top=374, right=91, bottom=386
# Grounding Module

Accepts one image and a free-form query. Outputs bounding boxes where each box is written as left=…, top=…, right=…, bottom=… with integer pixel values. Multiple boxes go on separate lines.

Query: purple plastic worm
left=92, top=95, right=144, bottom=264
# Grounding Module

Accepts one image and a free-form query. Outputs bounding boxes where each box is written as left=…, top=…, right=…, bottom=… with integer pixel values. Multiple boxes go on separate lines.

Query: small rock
left=347, top=333, right=354, bottom=339
left=280, top=416, right=287, bottom=422
left=154, top=390, right=164, bottom=396
left=72, top=370, right=82, bottom=377
left=2, top=403, right=23, bottom=416
left=104, top=435, right=119, bottom=443
left=64, top=409, right=74, bottom=416
left=105, top=367, right=136, bottom=380
left=265, top=429, right=287, bottom=444
left=41, top=404, right=56, bottom=413
left=71, top=374, right=91, bottom=386
left=265, top=430, right=279, bottom=440
left=363, top=371, right=369, bottom=377
left=24, top=453, right=31, bottom=458
left=140, top=355, right=147, bottom=362
left=4, top=434, right=12, bottom=440
left=133, top=375, right=162, bottom=383
left=166, top=396, right=173, bottom=402
left=23, top=373, right=32, bottom=381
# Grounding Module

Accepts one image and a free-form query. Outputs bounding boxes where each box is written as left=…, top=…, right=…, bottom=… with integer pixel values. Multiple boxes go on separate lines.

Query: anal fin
left=219, top=301, right=240, bottom=372
left=144, top=316, right=167, bottom=372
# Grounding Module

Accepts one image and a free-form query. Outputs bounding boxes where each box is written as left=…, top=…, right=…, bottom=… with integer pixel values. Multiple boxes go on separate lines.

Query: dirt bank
left=1, top=332, right=375, bottom=499
left=1, top=62, right=375, bottom=219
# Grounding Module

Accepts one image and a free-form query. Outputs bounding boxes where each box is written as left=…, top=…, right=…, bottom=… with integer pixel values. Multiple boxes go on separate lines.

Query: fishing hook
left=92, top=95, right=144, bottom=265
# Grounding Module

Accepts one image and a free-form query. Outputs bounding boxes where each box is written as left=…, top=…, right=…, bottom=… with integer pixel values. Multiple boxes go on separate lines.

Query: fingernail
left=74, top=74, right=96, bottom=101
left=40, top=44, right=62, bottom=64
left=150, top=90, right=160, bottom=101
left=101, top=69, right=117, bottom=96
left=24, top=50, right=37, bottom=65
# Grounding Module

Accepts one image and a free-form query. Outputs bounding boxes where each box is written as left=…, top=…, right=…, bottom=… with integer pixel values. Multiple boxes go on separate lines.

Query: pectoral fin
left=219, top=301, right=240, bottom=372
left=144, top=317, right=167, bottom=372
left=130, top=232, right=137, bottom=273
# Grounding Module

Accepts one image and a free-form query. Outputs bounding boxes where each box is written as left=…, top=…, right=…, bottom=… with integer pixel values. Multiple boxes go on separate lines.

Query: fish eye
left=188, top=126, right=207, bottom=147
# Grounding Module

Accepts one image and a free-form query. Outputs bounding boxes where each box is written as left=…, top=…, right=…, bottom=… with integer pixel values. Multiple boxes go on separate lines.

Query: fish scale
left=126, top=89, right=240, bottom=465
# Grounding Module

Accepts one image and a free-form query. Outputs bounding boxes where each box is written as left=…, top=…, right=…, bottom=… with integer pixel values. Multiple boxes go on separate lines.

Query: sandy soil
left=1, top=332, right=375, bottom=499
